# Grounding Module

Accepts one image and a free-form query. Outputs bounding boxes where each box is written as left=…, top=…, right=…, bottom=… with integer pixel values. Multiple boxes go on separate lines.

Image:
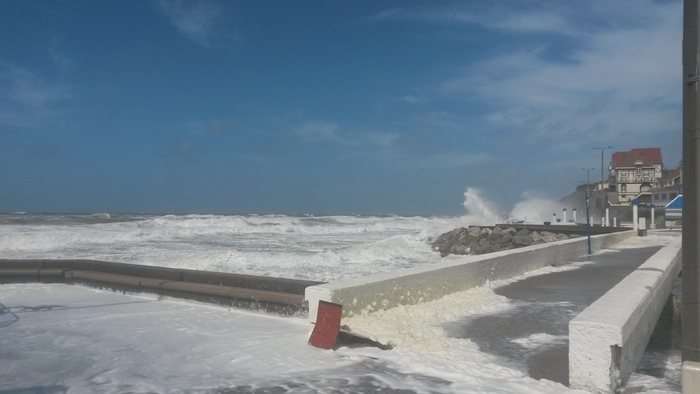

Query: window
left=662, top=193, right=667, bottom=200
left=620, top=184, right=627, bottom=192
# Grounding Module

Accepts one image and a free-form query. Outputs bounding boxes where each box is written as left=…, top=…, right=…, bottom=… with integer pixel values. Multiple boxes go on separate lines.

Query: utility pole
left=683, top=0, right=700, bottom=363
left=582, top=167, right=594, bottom=255
left=593, top=147, right=612, bottom=218
left=593, top=146, right=612, bottom=187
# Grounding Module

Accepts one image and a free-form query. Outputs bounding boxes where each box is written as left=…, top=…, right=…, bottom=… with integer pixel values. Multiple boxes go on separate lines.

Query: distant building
left=608, top=148, right=663, bottom=206
left=652, top=161, right=682, bottom=207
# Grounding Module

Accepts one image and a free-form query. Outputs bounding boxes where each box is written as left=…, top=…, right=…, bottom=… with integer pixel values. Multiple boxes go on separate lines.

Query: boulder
left=530, top=232, right=545, bottom=244
left=432, top=226, right=580, bottom=257
left=501, top=232, right=514, bottom=244
left=487, top=230, right=503, bottom=242
left=513, top=235, right=533, bottom=246
left=516, top=228, right=530, bottom=237
left=541, top=231, right=559, bottom=243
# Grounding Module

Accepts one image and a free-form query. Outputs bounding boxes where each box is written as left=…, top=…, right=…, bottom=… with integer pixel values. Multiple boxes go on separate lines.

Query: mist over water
left=463, top=187, right=565, bottom=225
left=462, top=188, right=499, bottom=225
left=509, top=191, right=566, bottom=224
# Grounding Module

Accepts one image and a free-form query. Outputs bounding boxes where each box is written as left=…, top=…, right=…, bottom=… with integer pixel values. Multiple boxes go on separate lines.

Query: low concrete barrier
left=0, top=259, right=320, bottom=295
left=306, top=230, right=635, bottom=323
left=0, top=259, right=322, bottom=314
left=569, top=236, right=682, bottom=393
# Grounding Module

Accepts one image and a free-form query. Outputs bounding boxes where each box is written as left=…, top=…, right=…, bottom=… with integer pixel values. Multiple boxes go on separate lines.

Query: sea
left=0, top=189, right=515, bottom=282
left=0, top=189, right=681, bottom=393
left=0, top=211, right=468, bottom=283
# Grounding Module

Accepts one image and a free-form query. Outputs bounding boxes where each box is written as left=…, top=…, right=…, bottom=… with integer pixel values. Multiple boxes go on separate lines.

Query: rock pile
left=431, top=226, right=580, bottom=257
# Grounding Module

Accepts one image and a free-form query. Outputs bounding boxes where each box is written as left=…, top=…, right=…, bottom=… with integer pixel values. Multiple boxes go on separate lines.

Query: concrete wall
left=306, top=230, right=635, bottom=323
left=569, top=236, right=682, bottom=393
left=0, top=259, right=323, bottom=315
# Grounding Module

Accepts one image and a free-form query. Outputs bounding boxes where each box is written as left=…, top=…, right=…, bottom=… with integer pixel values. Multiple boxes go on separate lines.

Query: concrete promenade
left=449, top=233, right=681, bottom=391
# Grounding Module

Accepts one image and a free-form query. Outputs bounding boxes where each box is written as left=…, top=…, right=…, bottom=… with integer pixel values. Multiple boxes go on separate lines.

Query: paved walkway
left=450, top=242, right=668, bottom=386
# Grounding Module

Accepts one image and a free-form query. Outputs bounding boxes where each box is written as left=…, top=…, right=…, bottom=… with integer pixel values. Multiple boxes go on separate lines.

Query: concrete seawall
left=0, top=259, right=323, bottom=314
left=568, top=236, right=682, bottom=393
left=306, top=230, right=636, bottom=323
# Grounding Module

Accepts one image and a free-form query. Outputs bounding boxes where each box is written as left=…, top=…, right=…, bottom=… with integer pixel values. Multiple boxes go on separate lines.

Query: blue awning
left=665, top=195, right=682, bottom=220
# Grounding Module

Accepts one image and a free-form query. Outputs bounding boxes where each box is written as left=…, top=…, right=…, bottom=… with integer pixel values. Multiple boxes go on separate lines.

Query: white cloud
left=369, top=2, right=574, bottom=36
left=156, top=0, right=237, bottom=48
left=413, top=111, right=468, bottom=132
left=372, top=1, right=681, bottom=154
left=2, top=65, right=70, bottom=108
left=293, top=120, right=401, bottom=150
left=365, top=132, right=400, bottom=148
left=49, top=37, right=74, bottom=73
left=402, top=95, right=422, bottom=104
left=187, top=119, right=234, bottom=135
left=0, top=63, right=72, bottom=128
left=490, top=11, right=572, bottom=35
left=294, top=120, right=340, bottom=143
left=406, top=152, right=491, bottom=170
left=439, top=0, right=682, bottom=147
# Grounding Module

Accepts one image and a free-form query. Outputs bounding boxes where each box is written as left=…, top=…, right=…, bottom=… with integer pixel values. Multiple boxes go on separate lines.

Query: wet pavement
left=446, top=245, right=666, bottom=386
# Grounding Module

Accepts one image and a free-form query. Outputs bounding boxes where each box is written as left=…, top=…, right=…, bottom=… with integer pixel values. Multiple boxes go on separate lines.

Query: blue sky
left=0, top=0, right=683, bottom=215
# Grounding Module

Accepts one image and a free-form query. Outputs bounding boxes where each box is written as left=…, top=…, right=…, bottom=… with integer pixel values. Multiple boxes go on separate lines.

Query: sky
left=0, top=0, right=684, bottom=216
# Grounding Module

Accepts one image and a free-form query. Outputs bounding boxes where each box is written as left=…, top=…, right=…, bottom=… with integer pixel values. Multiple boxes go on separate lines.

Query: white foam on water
left=0, top=209, right=473, bottom=281
left=340, top=286, right=573, bottom=393
left=510, top=333, right=568, bottom=350
left=508, top=191, right=566, bottom=224
left=0, top=282, right=578, bottom=393
left=0, top=284, right=358, bottom=392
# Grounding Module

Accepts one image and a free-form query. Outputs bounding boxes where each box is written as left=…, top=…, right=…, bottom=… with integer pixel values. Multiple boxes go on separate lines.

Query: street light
left=593, top=146, right=613, bottom=187
left=582, top=167, right=595, bottom=254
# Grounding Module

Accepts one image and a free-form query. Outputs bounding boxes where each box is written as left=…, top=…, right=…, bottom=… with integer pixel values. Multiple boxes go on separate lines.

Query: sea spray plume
left=462, top=188, right=500, bottom=225
left=509, top=191, right=564, bottom=224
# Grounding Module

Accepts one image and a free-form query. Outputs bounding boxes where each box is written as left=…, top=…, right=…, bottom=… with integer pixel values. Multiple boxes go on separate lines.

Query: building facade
left=652, top=164, right=682, bottom=207
left=609, top=148, right=663, bottom=206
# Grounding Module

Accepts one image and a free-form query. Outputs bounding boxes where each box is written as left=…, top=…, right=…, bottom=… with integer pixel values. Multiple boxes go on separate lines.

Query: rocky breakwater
left=432, top=226, right=579, bottom=257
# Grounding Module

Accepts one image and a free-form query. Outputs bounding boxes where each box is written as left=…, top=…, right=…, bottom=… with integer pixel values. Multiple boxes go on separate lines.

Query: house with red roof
left=609, top=148, right=663, bottom=206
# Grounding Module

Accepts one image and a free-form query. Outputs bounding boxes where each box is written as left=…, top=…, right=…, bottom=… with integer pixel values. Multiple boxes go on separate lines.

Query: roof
left=611, top=148, right=663, bottom=169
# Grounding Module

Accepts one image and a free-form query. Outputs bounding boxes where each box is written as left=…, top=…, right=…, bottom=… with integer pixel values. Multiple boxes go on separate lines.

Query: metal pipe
left=683, top=0, right=700, bottom=362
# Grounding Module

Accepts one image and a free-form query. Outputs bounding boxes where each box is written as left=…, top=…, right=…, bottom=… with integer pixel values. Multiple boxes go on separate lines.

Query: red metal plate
left=308, top=300, right=342, bottom=349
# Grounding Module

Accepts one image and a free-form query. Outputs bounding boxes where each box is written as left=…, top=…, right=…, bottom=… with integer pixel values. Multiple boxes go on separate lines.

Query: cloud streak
left=156, top=0, right=238, bottom=48
left=405, top=152, right=491, bottom=170
left=381, top=1, right=682, bottom=153
left=0, top=63, right=72, bottom=128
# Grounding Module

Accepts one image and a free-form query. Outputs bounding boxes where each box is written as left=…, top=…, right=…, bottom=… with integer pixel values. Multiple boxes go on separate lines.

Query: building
left=608, top=148, right=663, bottom=206
left=653, top=162, right=682, bottom=207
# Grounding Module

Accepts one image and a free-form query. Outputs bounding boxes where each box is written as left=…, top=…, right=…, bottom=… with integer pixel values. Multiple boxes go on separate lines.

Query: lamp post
left=582, top=167, right=595, bottom=254
left=593, top=147, right=612, bottom=215
left=593, top=146, right=612, bottom=187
